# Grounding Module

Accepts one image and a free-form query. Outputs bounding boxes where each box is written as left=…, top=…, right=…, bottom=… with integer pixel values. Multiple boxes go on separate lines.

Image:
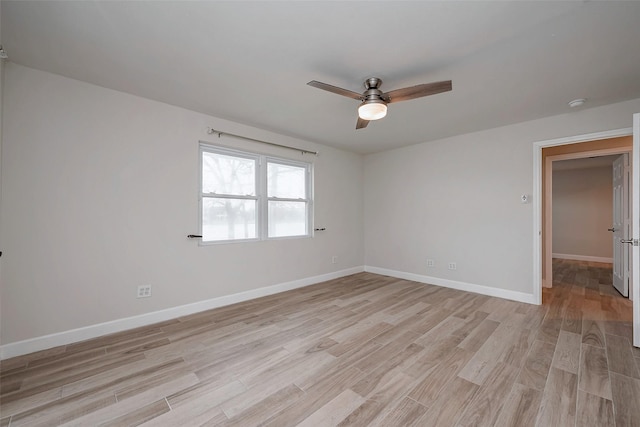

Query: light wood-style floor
left=1, top=260, right=638, bottom=426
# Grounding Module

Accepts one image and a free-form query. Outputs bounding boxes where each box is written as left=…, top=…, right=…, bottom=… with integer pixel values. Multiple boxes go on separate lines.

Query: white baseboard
left=552, top=253, right=613, bottom=263
left=364, top=266, right=537, bottom=305
left=0, top=266, right=364, bottom=360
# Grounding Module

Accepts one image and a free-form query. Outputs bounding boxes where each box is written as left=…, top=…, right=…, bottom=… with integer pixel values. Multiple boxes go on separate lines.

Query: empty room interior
left=2, top=2, right=640, bottom=426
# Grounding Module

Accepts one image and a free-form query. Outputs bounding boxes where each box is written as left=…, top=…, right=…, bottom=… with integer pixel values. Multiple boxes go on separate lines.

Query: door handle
left=621, top=239, right=639, bottom=246
left=608, top=228, right=616, bottom=232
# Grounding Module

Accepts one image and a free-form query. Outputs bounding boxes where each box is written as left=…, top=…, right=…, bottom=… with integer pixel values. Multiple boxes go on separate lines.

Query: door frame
left=533, top=128, right=633, bottom=305
left=544, top=147, right=631, bottom=288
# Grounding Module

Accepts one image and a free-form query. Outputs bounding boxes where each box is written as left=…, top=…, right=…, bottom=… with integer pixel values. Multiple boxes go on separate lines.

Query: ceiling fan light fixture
left=358, top=101, right=387, bottom=121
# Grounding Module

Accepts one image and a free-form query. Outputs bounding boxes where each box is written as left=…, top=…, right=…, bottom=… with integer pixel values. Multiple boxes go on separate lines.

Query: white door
left=633, top=113, right=640, bottom=347
left=613, top=153, right=630, bottom=296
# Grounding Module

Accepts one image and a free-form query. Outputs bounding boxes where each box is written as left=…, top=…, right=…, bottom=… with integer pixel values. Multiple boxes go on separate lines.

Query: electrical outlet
left=427, top=259, right=435, bottom=267
left=137, top=285, right=152, bottom=298
left=331, top=255, right=338, bottom=264
left=448, top=262, right=457, bottom=271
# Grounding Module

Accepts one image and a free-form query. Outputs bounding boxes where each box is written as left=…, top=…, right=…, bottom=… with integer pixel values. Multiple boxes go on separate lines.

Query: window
left=200, top=144, right=312, bottom=242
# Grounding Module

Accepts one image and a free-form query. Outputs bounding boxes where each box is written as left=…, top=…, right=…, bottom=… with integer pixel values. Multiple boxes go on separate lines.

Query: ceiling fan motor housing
left=362, top=77, right=388, bottom=106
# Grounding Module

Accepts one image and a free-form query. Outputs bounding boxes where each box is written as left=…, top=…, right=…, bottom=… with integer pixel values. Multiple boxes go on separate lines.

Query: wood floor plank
left=13, top=349, right=138, bottom=393
left=535, top=367, right=577, bottom=427
left=263, top=367, right=365, bottom=426
left=579, top=344, right=612, bottom=400
left=457, top=318, right=500, bottom=353
left=240, top=348, right=335, bottom=390
left=368, top=396, right=428, bottom=427
left=403, top=334, right=461, bottom=379
left=610, top=372, right=640, bottom=427
left=219, top=356, right=328, bottom=419
left=493, top=383, right=542, bottom=427
left=483, top=298, right=525, bottom=322
left=190, top=341, right=287, bottom=382
left=97, top=399, right=169, bottom=427
left=561, top=299, right=583, bottom=334
left=605, top=333, right=640, bottom=379
left=603, top=318, right=634, bottom=341
left=60, top=357, right=187, bottom=399
left=350, top=343, right=423, bottom=397
left=537, top=316, right=562, bottom=345
left=416, top=376, right=478, bottom=427
left=295, top=339, right=382, bottom=391
left=457, top=355, right=497, bottom=386
left=354, top=330, right=421, bottom=373
left=0, top=386, right=63, bottom=418
left=59, top=374, right=199, bottom=426
left=141, top=405, right=227, bottom=427
left=335, top=399, right=386, bottom=427
left=167, top=379, right=245, bottom=414
left=576, top=390, right=615, bottom=427
left=456, top=362, right=519, bottom=427
left=2, top=353, right=146, bottom=405
left=0, top=262, right=630, bottom=426
left=327, top=322, right=394, bottom=357
left=517, top=339, right=555, bottom=391
left=296, top=389, right=365, bottom=427
left=582, top=319, right=606, bottom=347
left=412, top=315, right=465, bottom=347
left=407, top=347, right=472, bottom=406
left=551, top=330, right=581, bottom=374
left=500, top=327, right=538, bottom=368
left=408, top=307, right=455, bottom=336
left=222, top=383, right=304, bottom=426
left=9, top=389, right=116, bottom=427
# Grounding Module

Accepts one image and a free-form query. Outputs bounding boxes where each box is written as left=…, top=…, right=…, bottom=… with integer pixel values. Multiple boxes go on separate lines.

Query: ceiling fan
left=307, top=77, right=452, bottom=129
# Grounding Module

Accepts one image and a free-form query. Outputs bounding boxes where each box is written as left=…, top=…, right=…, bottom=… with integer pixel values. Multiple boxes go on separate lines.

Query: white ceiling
left=3, top=1, right=640, bottom=154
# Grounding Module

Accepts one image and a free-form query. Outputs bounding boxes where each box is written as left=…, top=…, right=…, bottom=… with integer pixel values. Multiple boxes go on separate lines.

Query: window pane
left=202, top=152, right=256, bottom=196
left=268, top=201, right=307, bottom=237
left=267, top=162, right=306, bottom=199
left=202, top=198, right=256, bottom=241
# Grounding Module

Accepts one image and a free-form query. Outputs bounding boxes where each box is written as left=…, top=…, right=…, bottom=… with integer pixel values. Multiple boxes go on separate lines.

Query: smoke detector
left=568, top=98, right=586, bottom=108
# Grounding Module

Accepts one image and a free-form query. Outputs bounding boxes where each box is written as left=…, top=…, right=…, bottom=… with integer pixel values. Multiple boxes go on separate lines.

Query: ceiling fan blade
left=307, top=80, right=363, bottom=100
left=356, top=117, right=370, bottom=129
left=384, top=80, right=452, bottom=103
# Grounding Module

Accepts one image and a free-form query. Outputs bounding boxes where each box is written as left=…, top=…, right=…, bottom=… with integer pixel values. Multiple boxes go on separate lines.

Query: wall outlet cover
left=137, top=285, right=152, bottom=298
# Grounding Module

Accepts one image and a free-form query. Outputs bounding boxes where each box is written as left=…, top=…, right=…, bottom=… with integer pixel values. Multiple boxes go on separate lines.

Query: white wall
left=364, top=97, right=640, bottom=297
left=552, top=166, right=613, bottom=260
left=3, top=62, right=640, bottom=357
left=0, top=64, right=364, bottom=349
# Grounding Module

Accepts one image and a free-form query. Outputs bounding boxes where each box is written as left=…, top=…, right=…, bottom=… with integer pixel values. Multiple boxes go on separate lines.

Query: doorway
left=532, top=124, right=640, bottom=348
left=541, top=136, right=632, bottom=293
left=551, top=153, right=626, bottom=298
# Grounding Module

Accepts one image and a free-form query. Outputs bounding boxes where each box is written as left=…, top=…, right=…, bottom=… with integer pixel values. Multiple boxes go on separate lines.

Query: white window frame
left=199, top=142, right=313, bottom=244
left=265, top=157, right=313, bottom=240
